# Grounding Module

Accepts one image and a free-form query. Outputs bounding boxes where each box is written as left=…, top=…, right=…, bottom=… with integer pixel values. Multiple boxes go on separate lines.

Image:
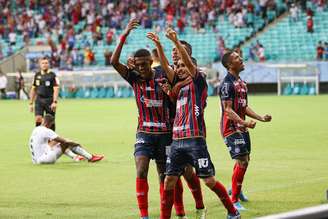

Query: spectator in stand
left=177, top=16, right=186, bottom=34
left=316, top=41, right=324, bottom=60
left=290, top=3, right=299, bottom=22
left=84, top=47, right=95, bottom=65
left=9, top=31, right=17, bottom=46
left=106, top=28, right=115, bottom=45
left=307, top=15, right=314, bottom=33
left=248, top=43, right=256, bottom=61
left=257, top=44, right=266, bottom=62
left=104, top=49, right=112, bottom=66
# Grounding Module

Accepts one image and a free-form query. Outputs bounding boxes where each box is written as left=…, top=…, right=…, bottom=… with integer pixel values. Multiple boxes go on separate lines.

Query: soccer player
left=147, top=32, right=206, bottom=219
left=29, top=57, right=59, bottom=131
left=111, top=19, right=187, bottom=219
left=154, top=28, right=240, bottom=219
left=29, top=114, right=104, bottom=164
left=219, top=51, right=272, bottom=210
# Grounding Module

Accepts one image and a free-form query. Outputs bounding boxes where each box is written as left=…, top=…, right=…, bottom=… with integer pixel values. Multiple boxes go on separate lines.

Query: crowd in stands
left=0, top=0, right=327, bottom=66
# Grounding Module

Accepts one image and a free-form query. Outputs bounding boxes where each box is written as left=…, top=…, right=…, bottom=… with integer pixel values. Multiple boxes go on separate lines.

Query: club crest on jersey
left=235, top=147, right=240, bottom=153
left=45, top=81, right=51, bottom=86
left=136, top=138, right=145, bottom=144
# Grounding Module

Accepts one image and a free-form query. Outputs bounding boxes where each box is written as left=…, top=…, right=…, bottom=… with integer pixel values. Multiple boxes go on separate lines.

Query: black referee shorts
left=35, top=97, right=55, bottom=117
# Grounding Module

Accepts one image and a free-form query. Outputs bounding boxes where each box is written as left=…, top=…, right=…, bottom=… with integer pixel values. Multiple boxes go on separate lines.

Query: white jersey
left=29, top=126, right=58, bottom=164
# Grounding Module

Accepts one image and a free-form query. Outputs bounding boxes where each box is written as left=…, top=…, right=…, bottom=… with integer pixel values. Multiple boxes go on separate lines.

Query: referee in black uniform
left=29, top=57, right=59, bottom=131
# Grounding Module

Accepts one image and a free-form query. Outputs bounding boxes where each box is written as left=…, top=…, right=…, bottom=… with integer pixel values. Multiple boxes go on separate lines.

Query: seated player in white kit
left=29, top=114, right=104, bottom=164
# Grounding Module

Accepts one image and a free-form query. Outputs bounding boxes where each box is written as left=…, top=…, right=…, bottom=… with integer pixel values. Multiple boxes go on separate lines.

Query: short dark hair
left=180, top=40, right=192, bottom=55
left=134, top=49, right=151, bottom=58
left=221, top=51, right=233, bottom=69
left=44, top=114, right=55, bottom=125
left=191, top=57, right=197, bottom=66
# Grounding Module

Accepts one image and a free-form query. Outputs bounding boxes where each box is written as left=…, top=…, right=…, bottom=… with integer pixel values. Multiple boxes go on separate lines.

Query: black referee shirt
left=32, top=70, right=59, bottom=98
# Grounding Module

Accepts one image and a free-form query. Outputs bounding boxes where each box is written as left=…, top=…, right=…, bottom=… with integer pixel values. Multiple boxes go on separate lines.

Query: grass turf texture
left=0, top=95, right=327, bottom=219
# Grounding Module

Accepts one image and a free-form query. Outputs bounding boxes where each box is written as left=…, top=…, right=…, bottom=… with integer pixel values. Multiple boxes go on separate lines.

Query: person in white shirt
left=29, top=114, right=104, bottom=164
left=0, top=71, right=7, bottom=99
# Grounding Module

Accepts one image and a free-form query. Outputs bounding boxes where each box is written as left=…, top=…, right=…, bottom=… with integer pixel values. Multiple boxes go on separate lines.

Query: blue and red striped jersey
left=219, top=73, right=248, bottom=137
left=123, top=66, right=172, bottom=133
left=172, top=70, right=208, bottom=140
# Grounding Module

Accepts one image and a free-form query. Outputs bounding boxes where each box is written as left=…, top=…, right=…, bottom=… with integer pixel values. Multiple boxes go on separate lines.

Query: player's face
left=176, top=60, right=189, bottom=80
left=230, top=52, right=244, bottom=72
left=134, top=56, right=153, bottom=79
left=40, top=59, right=49, bottom=71
left=172, top=47, right=179, bottom=66
left=172, top=45, right=190, bottom=67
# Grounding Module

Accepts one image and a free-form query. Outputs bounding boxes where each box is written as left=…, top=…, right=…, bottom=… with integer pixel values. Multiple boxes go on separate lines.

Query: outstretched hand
left=123, top=19, right=139, bottom=36
left=262, top=114, right=272, bottom=122
left=165, top=28, right=178, bottom=42
left=147, top=32, right=160, bottom=44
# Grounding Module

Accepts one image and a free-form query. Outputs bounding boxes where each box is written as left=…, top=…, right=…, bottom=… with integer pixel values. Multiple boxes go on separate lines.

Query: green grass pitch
left=0, top=95, right=327, bottom=219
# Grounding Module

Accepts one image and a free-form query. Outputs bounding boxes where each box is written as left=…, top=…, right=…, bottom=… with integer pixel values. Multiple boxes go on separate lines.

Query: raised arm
left=110, top=19, right=139, bottom=78
left=223, top=101, right=256, bottom=129
left=147, top=32, right=175, bottom=83
left=165, top=28, right=197, bottom=77
left=246, top=106, right=272, bottom=122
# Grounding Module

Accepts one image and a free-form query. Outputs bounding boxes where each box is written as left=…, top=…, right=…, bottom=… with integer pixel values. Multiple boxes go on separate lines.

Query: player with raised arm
left=147, top=32, right=207, bottom=219
left=111, top=19, right=187, bottom=219
left=219, top=51, right=272, bottom=210
left=155, top=28, right=240, bottom=219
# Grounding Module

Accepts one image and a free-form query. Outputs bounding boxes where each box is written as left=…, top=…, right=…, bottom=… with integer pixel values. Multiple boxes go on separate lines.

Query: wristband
left=120, top=35, right=127, bottom=43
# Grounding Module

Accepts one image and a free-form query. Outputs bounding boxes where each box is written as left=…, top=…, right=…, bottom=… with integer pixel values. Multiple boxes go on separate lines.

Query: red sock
left=160, top=189, right=174, bottom=219
left=136, top=178, right=149, bottom=217
left=174, top=178, right=185, bottom=216
left=186, top=172, right=205, bottom=209
left=211, top=181, right=237, bottom=214
left=231, top=163, right=247, bottom=203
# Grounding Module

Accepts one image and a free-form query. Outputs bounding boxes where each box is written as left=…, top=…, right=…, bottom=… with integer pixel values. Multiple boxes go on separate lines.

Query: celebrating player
left=29, top=114, right=104, bottom=164
left=219, top=51, right=272, bottom=210
left=111, top=19, right=188, bottom=219
left=155, top=28, right=240, bottom=219
left=147, top=32, right=206, bottom=219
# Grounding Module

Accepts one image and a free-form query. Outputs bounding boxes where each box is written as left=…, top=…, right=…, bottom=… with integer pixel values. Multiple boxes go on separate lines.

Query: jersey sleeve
left=219, top=81, right=235, bottom=101
left=32, top=73, right=37, bottom=87
left=53, top=75, right=60, bottom=87
left=123, top=69, right=139, bottom=85
left=45, top=128, right=58, bottom=141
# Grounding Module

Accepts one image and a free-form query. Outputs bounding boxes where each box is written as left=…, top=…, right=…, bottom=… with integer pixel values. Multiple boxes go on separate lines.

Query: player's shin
left=231, top=163, right=247, bottom=203
left=136, top=178, right=149, bottom=217
left=186, top=172, right=205, bottom=209
left=205, top=178, right=237, bottom=215
left=174, top=178, right=185, bottom=216
left=70, top=146, right=92, bottom=160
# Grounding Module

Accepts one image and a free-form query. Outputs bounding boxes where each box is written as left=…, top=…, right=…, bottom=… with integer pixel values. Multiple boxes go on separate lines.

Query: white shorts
left=36, top=144, right=63, bottom=164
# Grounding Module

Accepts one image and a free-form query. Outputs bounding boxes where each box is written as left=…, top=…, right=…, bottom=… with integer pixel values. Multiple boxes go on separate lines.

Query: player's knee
left=164, top=176, right=177, bottom=190
left=203, top=176, right=216, bottom=189
left=237, top=159, right=249, bottom=168
left=136, top=168, right=148, bottom=179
